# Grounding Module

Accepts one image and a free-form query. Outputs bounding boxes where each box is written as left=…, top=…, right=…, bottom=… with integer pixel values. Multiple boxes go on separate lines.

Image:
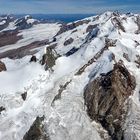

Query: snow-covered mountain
left=0, top=11, right=140, bottom=140
left=0, top=15, right=39, bottom=31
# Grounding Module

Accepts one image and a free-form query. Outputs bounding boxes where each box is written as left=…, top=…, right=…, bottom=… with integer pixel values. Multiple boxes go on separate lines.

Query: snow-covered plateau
left=0, top=11, right=140, bottom=140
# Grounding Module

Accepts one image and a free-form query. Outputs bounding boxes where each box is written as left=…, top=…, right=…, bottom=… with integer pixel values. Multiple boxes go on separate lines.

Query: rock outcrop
left=112, top=17, right=125, bottom=32
left=0, top=40, right=50, bottom=59
left=84, top=63, right=136, bottom=140
left=21, top=92, right=27, bottom=101
left=0, top=106, right=5, bottom=114
left=23, top=116, right=49, bottom=140
left=56, top=19, right=90, bottom=35
left=15, top=15, right=37, bottom=30
left=0, top=30, right=22, bottom=47
left=30, top=55, right=37, bottom=62
left=40, top=47, right=57, bottom=71
left=86, top=24, right=97, bottom=33
left=65, top=47, right=79, bottom=56
left=135, top=55, right=140, bottom=68
left=123, top=53, right=131, bottom=62
left=64, top=38, right=74, bottom=46
left=0, top=60, right=6, bottom=72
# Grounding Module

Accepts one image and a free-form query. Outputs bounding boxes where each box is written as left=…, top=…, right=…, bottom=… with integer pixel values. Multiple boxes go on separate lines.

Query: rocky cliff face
left=84, top=63, right=136, bottom=139
left=15, top=15, right=38, bottom=30
left=23, top=116, right=49, bottom=140
left=0, top=60, right=6, bottom=72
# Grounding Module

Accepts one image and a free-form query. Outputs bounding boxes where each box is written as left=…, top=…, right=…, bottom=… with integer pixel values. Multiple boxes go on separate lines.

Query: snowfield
left=0, top=11, right=140, bottom=140
left=0, top=23, right=61, bottom=53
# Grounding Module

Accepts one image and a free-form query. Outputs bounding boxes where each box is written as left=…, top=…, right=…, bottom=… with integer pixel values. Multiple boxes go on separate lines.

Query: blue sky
left=0, top=0, right=140, bottom=14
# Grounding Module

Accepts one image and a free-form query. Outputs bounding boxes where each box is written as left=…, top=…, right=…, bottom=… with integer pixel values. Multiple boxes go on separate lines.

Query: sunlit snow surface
left=0, top=12, right=140, bottom=140
left=0, top=23, right=60, bottom=53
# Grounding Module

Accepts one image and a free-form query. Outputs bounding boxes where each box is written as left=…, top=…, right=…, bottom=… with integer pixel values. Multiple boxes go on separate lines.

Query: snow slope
left=0, top=23, right=60, bottom=53
left=0, top=11, right=140, bottom=140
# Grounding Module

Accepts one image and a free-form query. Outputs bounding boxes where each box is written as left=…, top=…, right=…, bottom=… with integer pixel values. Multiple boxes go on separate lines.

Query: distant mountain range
left=0, top=14, right=96, bottom=23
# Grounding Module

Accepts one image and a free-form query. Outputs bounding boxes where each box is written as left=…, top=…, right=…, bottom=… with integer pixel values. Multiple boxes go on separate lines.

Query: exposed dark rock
left=134, top=40, right=140, bottom=47
left=84, top=63, right=136, bottom=140
left=76, top=46, right=108, bottom=75
left=40, top=44, right=57, bottom=66
left=40, top=47, right=57, bottom=71
left=135, top=16, right=140, bottom=34
left=112, top=11, right=120, bottom=17
left=64, top=38, right=74, bottom=46
left=40, top=54, right=47, bottom=66
left=51, top=80, right=72, bottom=106
left=0, top=15, right=14, bottom=31
left=56, top=19, right=90, bottom=35
left=30, top=55, right=37, bottom=62
left=23, top=116, right=49, bottom=140
left=56, top=24, right=70, bottom=36
left=21, top=92, right=27, bottom=101
left=15, top=16, right=37, bottom=30
left=86, top=24, right=97, bottom=33
left=123, top=53, right=131, bottom=62
left=0, top=60, right=6, bottom=72
left=71, top=29, right=77, bottom=34
left=105, top=38, right=117, bottom=48
left=65, top=47, right=79, bottom=57
left=0, top=21, right=8, bottom=31
left=74, top=20, right=90, bottom=27
left=0, top=39, right=50, bottom=59
left=52, top=37, right=56, bottom=42
left=0, top=106, right=5, bottom=114
left=112, top=17, right=125, bottom=32
left=0, top=30, right=22, bottom=47
left=85, top=27, right=99, bottom=41
left=45, top=47, right=56, bottom=70
left=135, top=55, right=140, bottom=68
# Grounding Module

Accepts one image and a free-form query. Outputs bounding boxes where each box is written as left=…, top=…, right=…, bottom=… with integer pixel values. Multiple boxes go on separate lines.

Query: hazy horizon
left=0, top=0, right=140, bottom=15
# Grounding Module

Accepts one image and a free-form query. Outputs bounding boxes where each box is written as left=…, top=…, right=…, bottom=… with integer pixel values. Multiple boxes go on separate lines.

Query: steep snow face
left=0, top=12, right=140, bottom=140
